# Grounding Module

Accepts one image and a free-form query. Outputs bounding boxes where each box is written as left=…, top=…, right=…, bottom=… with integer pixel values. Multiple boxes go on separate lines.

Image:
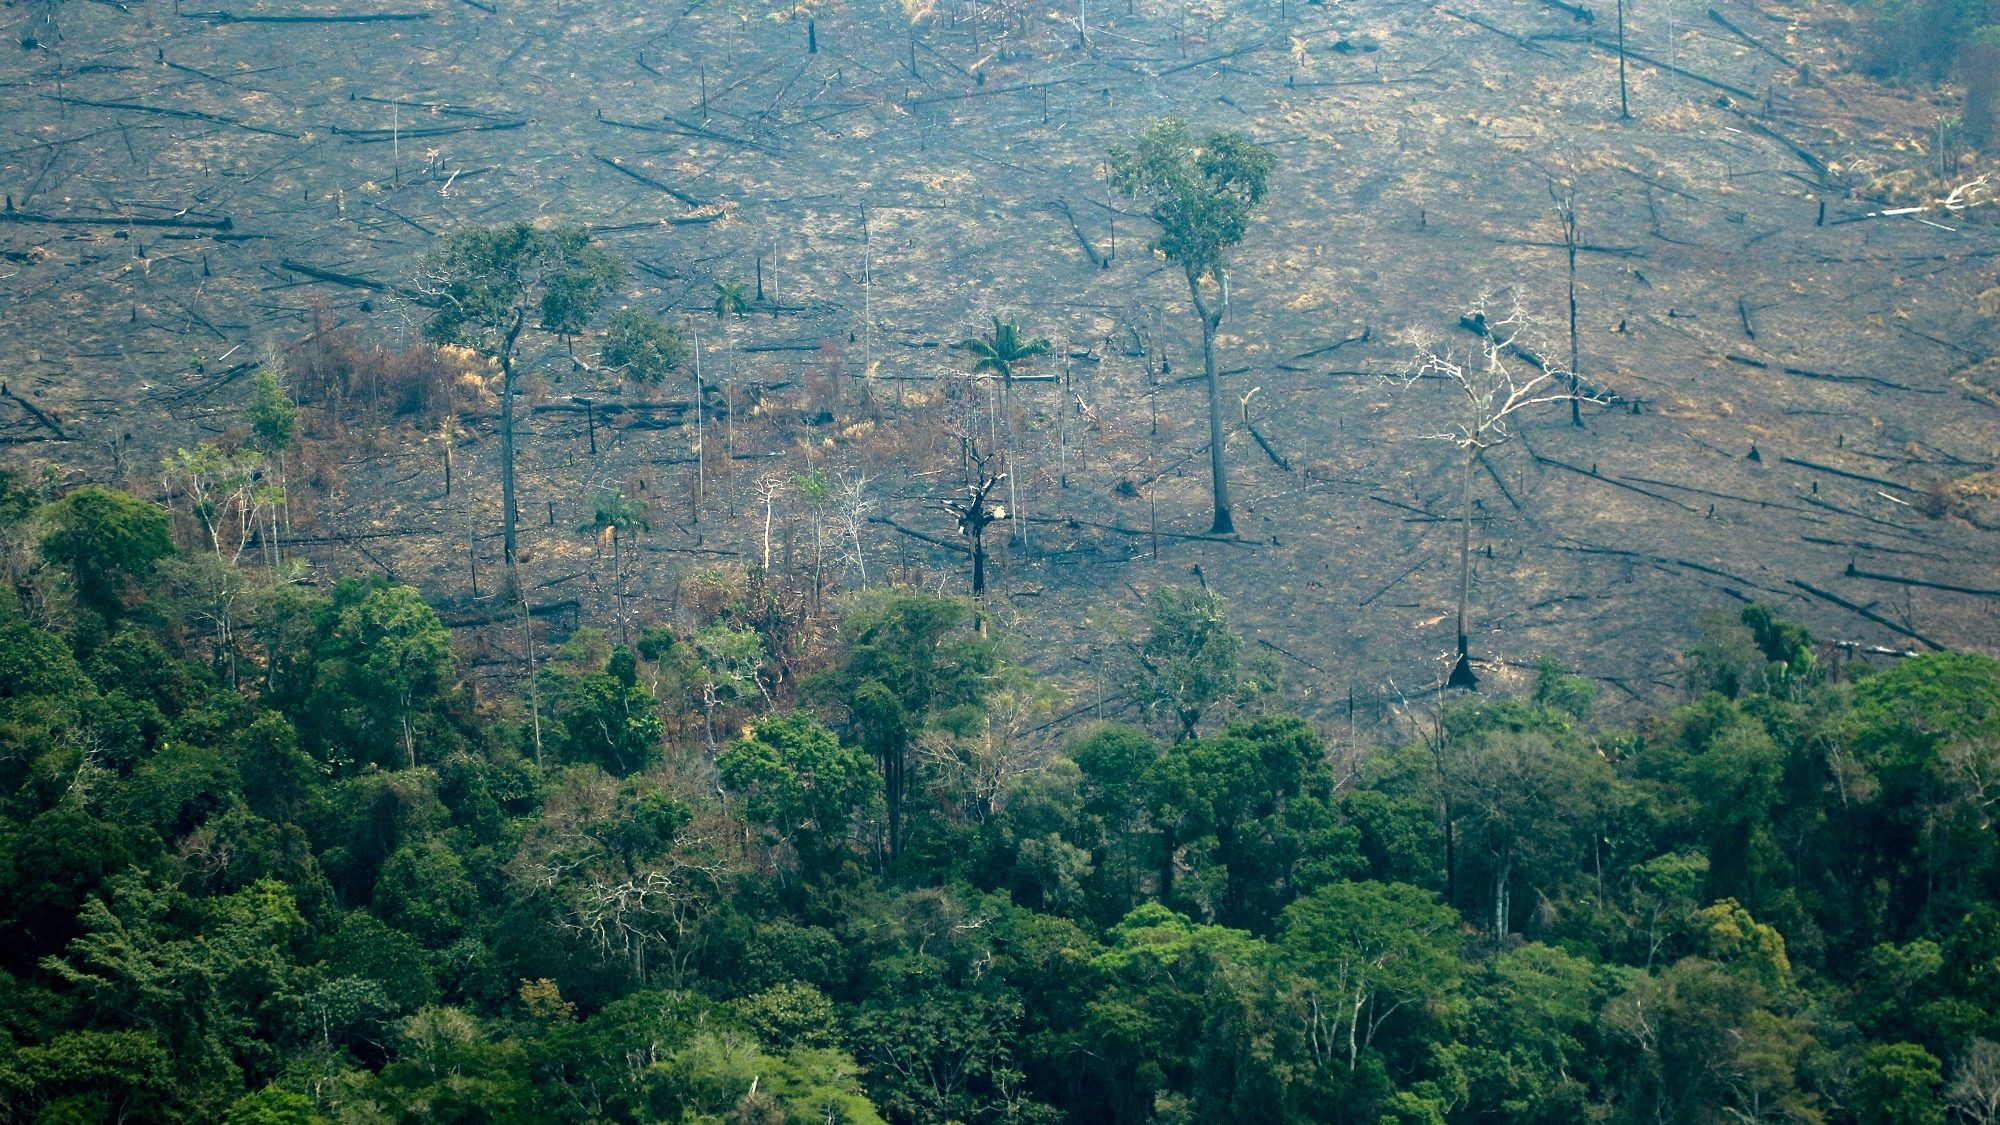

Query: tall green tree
left=420, top=224, right=622, bottom=566
left=38, top=486, right=174, bottom=620
left=1133, top=585, right=1271, bottom=741
left=1278, top=880, right=1463, bottom=1079
left=814, top=593, right=1003, bottom=861
left=720, top=711, right=878, bottom=875
left=1109, top=119, right=1272, bottom=535
left=301, top=579, right=458, bottom=771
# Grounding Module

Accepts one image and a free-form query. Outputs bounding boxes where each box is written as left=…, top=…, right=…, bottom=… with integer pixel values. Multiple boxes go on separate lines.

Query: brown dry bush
left=287, top=325, right=488, bottom=432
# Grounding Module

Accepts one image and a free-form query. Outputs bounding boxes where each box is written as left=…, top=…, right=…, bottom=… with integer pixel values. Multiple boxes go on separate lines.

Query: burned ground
left=2, top=0, right=1996, bottom=727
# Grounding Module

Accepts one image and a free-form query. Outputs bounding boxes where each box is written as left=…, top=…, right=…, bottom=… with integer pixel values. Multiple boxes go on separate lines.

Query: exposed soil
left=3, top=0, right=1996, bottom=727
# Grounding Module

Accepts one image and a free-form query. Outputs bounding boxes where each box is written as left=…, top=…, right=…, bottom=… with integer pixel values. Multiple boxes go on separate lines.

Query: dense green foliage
left=3, top=485, right=2000, bottom=1123
left=1857, top=0, right=1998, bottom=81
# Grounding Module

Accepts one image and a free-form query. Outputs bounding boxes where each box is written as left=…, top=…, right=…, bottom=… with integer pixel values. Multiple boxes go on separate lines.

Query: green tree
left=956, top=315, right=1053, bottom=383
left=556, top=667, right=663, bottom=776
left=713, top=279, right=750, bottom=318
left=421, top=223, right=622, bottom=565
left=1134, top=585, right=1267, bottom=741
left=1278, top=881, right=1462, bottom=1077
left=689, top=624, right=769, bottom=755
left=1460, top=942, right=1611, bottom=1121
left=1079, top=904, right=1289, bottom=1124
left=44, top=874, right=305, bottom=1105
left=814, top=593, right=1003, bottom=860
left=600, top=308, right=688, bottom=383
left=720, top=712, right=878, bottom=872
left=579, top=487, right=651, bottom=644
left=246, top=360, right=298, bottom=561
left=319, top=581, right=457, bottom=770
left=374, top=838, right=478, bottom=946
left=1109, top=119, right=1272, bottom=535
left=224, top=1086, right=323, bottom=1124
left=13, top=1029, right=177, bottom=1124
left=38, top=486, right=174, bottom=619
left=1602, top=947, right=1822, bottom=1124
left=1853, top=1042, right=1945, bottom=1125
left=1072, top=725, right=1163, bottom=921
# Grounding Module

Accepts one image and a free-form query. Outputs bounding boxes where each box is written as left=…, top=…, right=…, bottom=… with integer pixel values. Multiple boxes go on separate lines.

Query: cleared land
left=2, top=0, right=1996, bottom=724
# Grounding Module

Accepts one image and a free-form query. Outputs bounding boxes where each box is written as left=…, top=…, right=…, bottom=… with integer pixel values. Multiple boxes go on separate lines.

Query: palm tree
left=579, top=487, right=652, bottom=643
left=955, top=314, right=1052, bottom=386
left=713, top=280, right=749, bottom=318
left=956, top=316, right=1051, bottom=552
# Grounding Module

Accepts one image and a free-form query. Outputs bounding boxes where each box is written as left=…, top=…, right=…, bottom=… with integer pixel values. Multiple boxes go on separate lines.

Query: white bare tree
left=1406, top=297, right=1608, bottom=688
left=755, top=476, right=784, bottom=572
left=1950, top=1040, right=2000, bottom=1125
left=834, top=471, right=875, bottom=588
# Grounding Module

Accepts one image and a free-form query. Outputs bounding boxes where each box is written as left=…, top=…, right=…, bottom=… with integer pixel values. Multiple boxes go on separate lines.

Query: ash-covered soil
left=3, top=0, right=1996, bottom=726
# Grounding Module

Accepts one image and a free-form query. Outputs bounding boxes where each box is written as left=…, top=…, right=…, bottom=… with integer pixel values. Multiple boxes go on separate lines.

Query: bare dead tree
left=1406, top=297, right=1609, bottom=689
left=1616, top=0, right=1630, bottom=120
left=943, top=434, right=1009, bottom=635
left=1950, top=1040, right=2000, bottom=1125
left=755, top=476, right=784, bottom=572
left=834, top=471, right=875, bottom=588
left=1544, top=165, right=1586, bottom=427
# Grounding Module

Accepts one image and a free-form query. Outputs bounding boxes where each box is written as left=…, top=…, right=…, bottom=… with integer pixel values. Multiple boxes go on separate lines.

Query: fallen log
left=1359, top=553, right=1429, bottom=606
left=353, top=94, right=517, bottom=121
left=1801, top=535, right=1946, bottom=561
left=1778, top=456, right=1916, bottom=493
left=868, top=515, right=968, bottom=555
left=1843, top=562, right=2000, bottom=599
left=1789, top=579, right=1945, bottom=651
left=1496, top=238, right=1641, bottom=256
left=1728, top=109, right=1836, bottom=186
left=661, top=114, right=778, bottom=153
left=1291, top=328, right=1371, bottom=362
left=45, top=94, right=300, bottom=138
left=1586, top=39, right=1756, bottom=100
left=1538, top=0, right=1594, bottom=22
left=1247, top=420, right=1292, bottom=471
left=1153, top=38, right=1272, bottom=78
left=593, top=152, right=711, bottom=208
left=442, top=599, right=581, bottom=630
left=1781, top=365, right=1936, bottom=394
left=1707, top=7, right=1793, bottom=66
left=1799, top=492, right=1928, bottom=536
left=1258, top=637, right=1326, bottom=673
left=1021, top=513, right=1259, bottom=545
left=1047, top=199, right=1108, bottom=269
left=335, top=119, right=526, bottom=142
left=277, top=258, right=425, bottom=301
left=0, top=207, right=232, bottom=231
left=182, top=8, right=433, bottom=21
left=1441, top=9, right=1553, bottom=55
left=1535, top=454, right=1700, bottom=512
left=587, top=214, right=722, bottom=233
left=907, top=77, right=1080, bottom=107
left=0, top=383, right=68, bottom=439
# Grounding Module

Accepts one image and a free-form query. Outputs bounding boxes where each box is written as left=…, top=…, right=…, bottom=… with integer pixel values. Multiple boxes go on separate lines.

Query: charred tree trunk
left=1616, top=0, right=1630, bottom=120
left=1451, top=448, right=1479, bottom=689
left=499, top=308, right=526, bottom=565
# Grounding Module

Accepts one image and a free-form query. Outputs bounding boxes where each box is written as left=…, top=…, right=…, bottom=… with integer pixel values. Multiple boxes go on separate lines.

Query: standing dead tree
left=943, top=435, right=1009, bottom=635
left=1407, top=298, right=1608, bottom=689
left=1544, top=164, right=1586, bottom=427
left=834, top=472, right=875, bottom=588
